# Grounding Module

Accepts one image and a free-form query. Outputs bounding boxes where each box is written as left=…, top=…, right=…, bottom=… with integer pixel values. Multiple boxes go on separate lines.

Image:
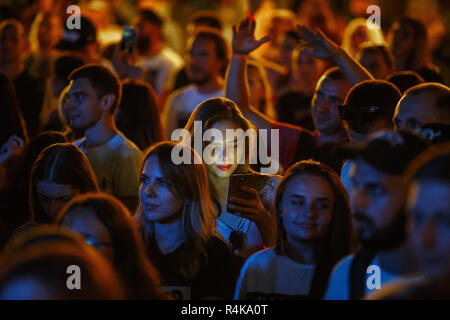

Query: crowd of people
left=0, top=0, right=449, bottom=300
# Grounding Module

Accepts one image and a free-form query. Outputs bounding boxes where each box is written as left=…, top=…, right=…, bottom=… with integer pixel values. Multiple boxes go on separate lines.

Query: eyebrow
left=289, top=194, right=330, bottom=201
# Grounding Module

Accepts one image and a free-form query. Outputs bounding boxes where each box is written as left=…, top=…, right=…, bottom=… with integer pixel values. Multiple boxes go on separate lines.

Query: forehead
left=190, top=37, right=217, bottom=52
left=351, top=158, right=387, bottom=182
left=62, top=207, right=108, bottom=234
left=316, top=77, right=350, bottom=98
left=397, top=93, right=436, bottom=117
left=409, top=180, right=450, bottom=211
left=143, top=155, right=162, bottom=175
left=283, top=174, right=334, bottom=199
left=67, top=78, right=95, bottom=93
left=36, top=181, right=75, bottom=196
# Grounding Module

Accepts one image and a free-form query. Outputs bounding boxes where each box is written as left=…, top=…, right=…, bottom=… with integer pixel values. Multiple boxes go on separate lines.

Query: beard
left=354, top=208, right=407, bottom=253
left=137, top=36, right=151, bottom=54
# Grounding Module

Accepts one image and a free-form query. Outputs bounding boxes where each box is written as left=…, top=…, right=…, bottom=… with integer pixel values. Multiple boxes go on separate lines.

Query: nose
left=317, top=98, right=331, bottom=113
left=143, top=181, right=157, bottom=198
left=306, top=203, right=319, bottom=220
left=351, top=188, right=368, bottom=213
left=421, top=219, right=436, bottom=249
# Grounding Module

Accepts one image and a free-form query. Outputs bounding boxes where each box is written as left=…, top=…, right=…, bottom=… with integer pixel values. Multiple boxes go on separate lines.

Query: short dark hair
left=404, top=83, right=450, bottom=122
left=343, top=80, right=401, bottom=134
left=139, top=9, right=163, bottom=27
left=68, top=64, right=122, bottom=114
left=189, top=11, right=222, bottom=30
left=322, top=66, right=348, bottom=82
left=191, top=28, right=229, bottom=74
left=386, top=71, right=424, bottom=94
left=53, top=54, right=84, bottom=83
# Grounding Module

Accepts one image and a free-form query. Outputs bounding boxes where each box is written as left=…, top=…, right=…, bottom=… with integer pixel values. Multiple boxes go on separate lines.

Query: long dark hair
left=116, top=79, right=164, bottom=150
left=136, top=142, right=217, bottom=279
left=29, top=143, right=99, bottom=223
left=274, top=160, right=356, bottom=298
left=57, top=193, right=165, bottom=299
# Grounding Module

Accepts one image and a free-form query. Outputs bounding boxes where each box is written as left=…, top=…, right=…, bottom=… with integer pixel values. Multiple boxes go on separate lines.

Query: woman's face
left=204, top=120, right=246, bottom=178
left=280, top=174, right=334, bottom=242
left=139, top=155, right=184, bottom=223
left=36, top=181, right=80, bottom=219
left=392, top=22, right=415, bottom=59
left=61, top=207, right=114, bottom=261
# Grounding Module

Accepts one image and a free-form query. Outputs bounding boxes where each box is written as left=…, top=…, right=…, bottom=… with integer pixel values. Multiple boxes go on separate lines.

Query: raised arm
left=225, top=17, right=274, bottom=130
left=296, top=25, right=373, bottom=86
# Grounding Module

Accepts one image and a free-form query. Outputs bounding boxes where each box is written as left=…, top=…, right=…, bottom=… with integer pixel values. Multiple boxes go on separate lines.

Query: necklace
left=218, top=214, right=250, bottom=252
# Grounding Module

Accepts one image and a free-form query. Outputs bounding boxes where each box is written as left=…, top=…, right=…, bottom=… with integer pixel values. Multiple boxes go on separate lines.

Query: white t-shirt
left=137, top=46, right=183, bottom=94
left=324, top=254, right=400, bottom=300
left=234, top=248, right=316, bottom=300
left=163, top=84, right=224, bottom=138
left=75, top=133, right=143, bottom=198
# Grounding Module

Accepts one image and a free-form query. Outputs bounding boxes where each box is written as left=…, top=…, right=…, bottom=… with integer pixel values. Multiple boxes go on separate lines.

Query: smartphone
left=121, top=26, right=137, bottom=54
left=226, top=173, right=254, bottom=214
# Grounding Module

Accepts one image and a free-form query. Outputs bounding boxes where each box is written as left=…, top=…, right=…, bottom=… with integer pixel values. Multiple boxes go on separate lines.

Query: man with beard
left=65, top=64, right=142, bottom=213
left=135, top=9, right=183, bottom=100
left=324, top=131, right=429, bottom=300
left=163, top=29, right=227, bottom=137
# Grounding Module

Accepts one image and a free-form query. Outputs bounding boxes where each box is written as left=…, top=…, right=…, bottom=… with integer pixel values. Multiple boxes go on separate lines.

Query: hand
left=112, top=45, right=143, bottom=79
left=295, top=25, right=341, bottom=60
left=227, top=185, right=276, bottom=246
left=232, top=16, right=270, bottom=55
left=0, top=135, right=24, bottom=166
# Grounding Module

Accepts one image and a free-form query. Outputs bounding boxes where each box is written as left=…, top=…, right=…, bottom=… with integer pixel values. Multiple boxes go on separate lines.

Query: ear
left=100, top=93, right=115, bottom=113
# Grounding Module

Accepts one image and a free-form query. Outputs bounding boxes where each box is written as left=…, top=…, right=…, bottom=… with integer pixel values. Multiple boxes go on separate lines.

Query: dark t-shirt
left=13, top=70, right=44, bottom=138
left=147, top=235, right=240, bottom=300
left=276, top=91, right=315, bottom=131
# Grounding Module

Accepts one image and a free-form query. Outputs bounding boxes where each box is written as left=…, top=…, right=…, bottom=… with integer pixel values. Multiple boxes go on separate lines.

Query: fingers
left=256, top=35, right=271, bottom=47
left=9, top=135, right=24, bottom=149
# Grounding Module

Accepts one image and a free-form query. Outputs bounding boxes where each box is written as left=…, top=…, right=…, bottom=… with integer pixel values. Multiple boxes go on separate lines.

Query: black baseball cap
left=56, top=16, right=96, bottom=51
left=338, top=131, right=430, bottom=175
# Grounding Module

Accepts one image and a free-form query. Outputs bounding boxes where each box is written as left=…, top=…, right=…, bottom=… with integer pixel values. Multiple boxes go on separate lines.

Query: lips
left=217, top=165, right=232, bottom=171
left=143, top=203, right=160, bottom=211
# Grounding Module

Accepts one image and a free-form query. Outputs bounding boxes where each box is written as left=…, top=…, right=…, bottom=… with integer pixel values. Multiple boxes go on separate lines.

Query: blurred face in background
left=391, top=21, right=415, bottom=60
left=293, top=49, right=324, bottom=95
left=247, top=66, right=265, bottom=111
left=359, top=50, right=392, bottom=80
left=37, top=14, right=62, bottom=50
left=408, top=179, right=450, bottom=276
left=187, top=38, right=222, bottom=86
left=61, top=207, right=114, bottom=261
left=394, top=92, right=441, bottom=131
left=0, top=23, right=24, bottom=63
left=351, top=26, right=368, bottom=56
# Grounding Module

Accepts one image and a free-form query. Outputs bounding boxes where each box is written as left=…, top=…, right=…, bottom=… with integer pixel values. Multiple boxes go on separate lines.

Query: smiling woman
left=234, top=160, right=355, bottom=299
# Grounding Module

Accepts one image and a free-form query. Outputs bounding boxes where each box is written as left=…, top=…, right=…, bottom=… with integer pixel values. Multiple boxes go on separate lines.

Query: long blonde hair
left=135, top=141, right=217, bottom=278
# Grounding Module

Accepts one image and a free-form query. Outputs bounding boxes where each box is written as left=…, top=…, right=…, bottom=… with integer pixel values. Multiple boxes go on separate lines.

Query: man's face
left=0, top=25, right=24, bottom=63
left=350, top=158, right=408, bottom=248
left=64, top=78, right=104, bottom=130
left=359, top=51, right=391, bottom=80
left=394, top=93, right=440, bottom=131
left=408, top=180, right=450, bottom=276
left=311, top=77, right=350, bottom=134
left=187, top=38, right=222, bottom=85
left=136, top=18, right=159, bottom=53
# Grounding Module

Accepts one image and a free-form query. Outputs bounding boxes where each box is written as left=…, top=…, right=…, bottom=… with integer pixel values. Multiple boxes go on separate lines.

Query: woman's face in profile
left=204, top=120, right=246, bottom=179
left=139, top=155, right=184, bottom=223
left=36, top=181, right=80, bottom=219
left=280, top=174, right=335, bottom=242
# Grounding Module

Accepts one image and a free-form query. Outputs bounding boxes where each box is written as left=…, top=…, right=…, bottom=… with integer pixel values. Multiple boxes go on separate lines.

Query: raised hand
left=0, top=135, right=24, bottom=166
left=111, top=44, right=143, bottom=79
left=295, top=25, right=341, bottom=60
left=232, top=16, right=270, bottom=55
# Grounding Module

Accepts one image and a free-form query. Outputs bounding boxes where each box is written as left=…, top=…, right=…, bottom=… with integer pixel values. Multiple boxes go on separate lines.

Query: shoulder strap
left=349, top=249, right=376, bottom=300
